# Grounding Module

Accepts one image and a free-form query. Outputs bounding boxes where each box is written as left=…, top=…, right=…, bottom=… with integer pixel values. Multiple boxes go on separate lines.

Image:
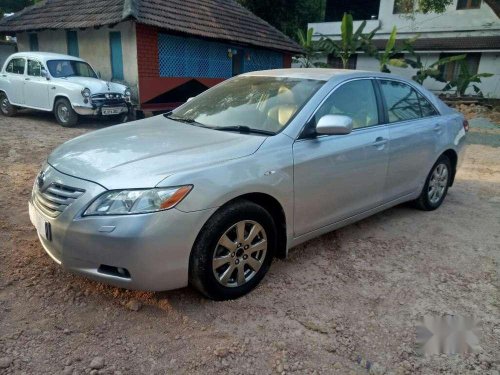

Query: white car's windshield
left=169, top=76, right=324, bottom=135
left=47, top=60, right=97, bottom=78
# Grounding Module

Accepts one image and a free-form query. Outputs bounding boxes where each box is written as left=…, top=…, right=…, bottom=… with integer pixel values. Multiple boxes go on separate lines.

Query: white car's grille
left=91, top=93, right=125, bottom=106
left=33, top=183, right=85, bottom=218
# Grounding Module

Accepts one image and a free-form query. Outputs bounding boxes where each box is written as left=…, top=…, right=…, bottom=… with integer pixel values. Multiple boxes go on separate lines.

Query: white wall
left=477, top=53, right=500, bottom=98
left=377, top=0, right=500, bottom=37
left=310, top=0, right=500, bottom=39
left=16, top=21, right=139, bottom=100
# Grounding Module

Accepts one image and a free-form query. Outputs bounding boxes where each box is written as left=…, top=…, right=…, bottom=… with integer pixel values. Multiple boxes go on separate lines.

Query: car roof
left=242, top=68, right=371, bottom=81
left=242, top=68, right=407, bottom=82
left=7, top=51, right=84, bottom=63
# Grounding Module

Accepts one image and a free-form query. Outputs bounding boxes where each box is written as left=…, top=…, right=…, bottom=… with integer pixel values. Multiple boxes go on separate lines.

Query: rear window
left=379, top=80, right=438, bottom=123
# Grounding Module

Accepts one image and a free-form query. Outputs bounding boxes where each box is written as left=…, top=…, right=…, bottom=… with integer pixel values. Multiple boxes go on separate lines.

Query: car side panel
left=24, top=75, right=51, bottom=110
left=158, top=134, right=296, bottom=242
left=384, top=116, right=441, bottom=202
left=293, top=125, right=390, bottom=236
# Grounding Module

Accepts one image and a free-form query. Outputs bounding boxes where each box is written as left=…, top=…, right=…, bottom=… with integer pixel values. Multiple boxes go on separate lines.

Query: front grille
left=91, top=93, right=126, bottom=106
left=33, top=183, right=85, bottom=218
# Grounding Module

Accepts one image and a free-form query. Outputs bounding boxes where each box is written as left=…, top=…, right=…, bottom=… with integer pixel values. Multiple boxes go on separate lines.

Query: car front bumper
left=73, top=104, right=131, bottom=116
left=29, top=165, right=216, bottom=291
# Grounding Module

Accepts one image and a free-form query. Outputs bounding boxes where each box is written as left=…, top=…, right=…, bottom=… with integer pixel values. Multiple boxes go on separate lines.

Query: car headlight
left=124, top=88, right=131, bottom=97
left=83, top=186, right=192, bottom=216
left=81, top=88, right=91, bottom=98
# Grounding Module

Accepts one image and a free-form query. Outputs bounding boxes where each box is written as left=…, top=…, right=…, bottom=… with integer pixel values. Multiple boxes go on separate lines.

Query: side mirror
left=97, top=71, right=102, bottom=79
left=41, top=69, right=49, bottom=80
left=316, top=115, right=353, bottom=135
left=186, top=97, right=194, bottom=102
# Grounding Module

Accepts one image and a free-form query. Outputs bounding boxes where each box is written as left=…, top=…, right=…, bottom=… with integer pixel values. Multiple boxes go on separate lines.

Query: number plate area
left=102, top=107, right=123, bottom=115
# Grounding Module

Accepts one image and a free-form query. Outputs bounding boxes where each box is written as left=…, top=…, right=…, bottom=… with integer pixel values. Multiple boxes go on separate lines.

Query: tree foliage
left=405, top=54, right=465, bottom=85
left=237, top=0, right=325, bottom=40
left=394, top=0, right=454, bottom=17
left=0, top=0, right=35, bottom=14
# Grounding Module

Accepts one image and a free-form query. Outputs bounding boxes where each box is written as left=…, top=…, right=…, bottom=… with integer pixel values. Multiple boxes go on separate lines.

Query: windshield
left=47, top=60, right=97, bottom=78
left=170, top=76, right=324, bottom=134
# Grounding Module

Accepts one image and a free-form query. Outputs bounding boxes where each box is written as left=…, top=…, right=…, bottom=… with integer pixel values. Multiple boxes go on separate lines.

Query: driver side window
left=314, top=79, right=379, bottom=129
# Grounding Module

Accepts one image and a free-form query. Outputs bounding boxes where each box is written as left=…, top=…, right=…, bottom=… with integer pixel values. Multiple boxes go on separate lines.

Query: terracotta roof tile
left=0, top=0, right=301, bottom=53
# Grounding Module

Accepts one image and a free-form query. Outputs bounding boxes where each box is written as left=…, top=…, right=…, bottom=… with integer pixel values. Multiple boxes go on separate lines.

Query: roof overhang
left=372, top=36, right=500, bottom=52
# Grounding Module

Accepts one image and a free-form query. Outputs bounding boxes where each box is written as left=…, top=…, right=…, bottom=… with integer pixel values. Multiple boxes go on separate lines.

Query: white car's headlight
left=124, top=88, right=131, bottom=97
left=81, top=88, right=91, bottom=98
left=83, top=186, right=192, bottom=216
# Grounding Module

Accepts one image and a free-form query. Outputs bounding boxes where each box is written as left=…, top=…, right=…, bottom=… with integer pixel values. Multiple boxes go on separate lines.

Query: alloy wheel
left=428, top=163, right=448, bottom=204
left=212, top=220, right=267, bottom=288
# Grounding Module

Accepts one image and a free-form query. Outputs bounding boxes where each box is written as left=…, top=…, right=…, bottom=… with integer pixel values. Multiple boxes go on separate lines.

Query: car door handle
left=25, top=78, right=30, bottom=81
left=1, top=74, right=6, bottom=77
left=372, top=137, right=388, bottom=149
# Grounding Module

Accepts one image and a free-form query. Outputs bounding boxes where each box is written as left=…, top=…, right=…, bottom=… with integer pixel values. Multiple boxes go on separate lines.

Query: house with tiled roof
left=0, top=0, right=301, bottom=111
left=309, top=0, right=500, bottom=98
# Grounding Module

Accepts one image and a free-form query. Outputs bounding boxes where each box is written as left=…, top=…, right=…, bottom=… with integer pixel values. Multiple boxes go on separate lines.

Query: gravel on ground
left=0, top=109, right=499, bottom=374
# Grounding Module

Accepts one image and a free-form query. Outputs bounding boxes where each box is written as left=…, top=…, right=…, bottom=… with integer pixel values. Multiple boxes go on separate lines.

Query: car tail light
left=463, top=119, right=469, bottom=132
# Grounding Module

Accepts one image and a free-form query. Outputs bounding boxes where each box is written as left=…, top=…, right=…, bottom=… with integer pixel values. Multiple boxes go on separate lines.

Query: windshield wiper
left=216, top=125, right=275, bottom=136
left=164, top=114, right=212, bottom=129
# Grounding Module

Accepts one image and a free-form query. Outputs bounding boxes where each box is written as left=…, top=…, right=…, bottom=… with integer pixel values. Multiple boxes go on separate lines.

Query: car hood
left=48, top=116, right=266, bottom=189
left=61, top=76, right=126, bottom=93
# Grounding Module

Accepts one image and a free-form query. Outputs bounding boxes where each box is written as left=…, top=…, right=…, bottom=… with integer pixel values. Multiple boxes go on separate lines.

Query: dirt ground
left=0, top=109, right=499, bottom=375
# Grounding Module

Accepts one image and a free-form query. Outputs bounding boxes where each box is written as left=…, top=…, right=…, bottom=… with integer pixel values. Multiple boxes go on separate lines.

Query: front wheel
left=189, top=200, right=276, bottom=300
left=413, top=155, right=451, bottom=211
left=54, top=98, right=78, bottom=127
left=0, top=92, right=17, bottom=117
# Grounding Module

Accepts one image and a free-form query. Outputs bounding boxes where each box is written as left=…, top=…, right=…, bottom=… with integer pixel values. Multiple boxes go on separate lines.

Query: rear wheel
left=0, top=92, right=17, bottom=117
left=54, top=98, right=78, bottom=127
left=189, top=200, right=276, bottom=300
left=414, top=155, right=451, bottom=211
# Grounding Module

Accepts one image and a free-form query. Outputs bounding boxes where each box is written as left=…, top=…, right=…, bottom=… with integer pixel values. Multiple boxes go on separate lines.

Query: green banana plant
left=405, top=54, right=466, bottom=85
left=296, top=28, right=325, bottom=68
left=374, top=26, right=418, bottom=73
left=442, top=60, right=493, bottom=97
left=318, top=13, right=377, bottom=69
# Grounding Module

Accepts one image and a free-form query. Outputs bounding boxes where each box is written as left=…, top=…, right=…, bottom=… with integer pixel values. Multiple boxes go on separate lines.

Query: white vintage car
left=0, top=52, right=132, bottom=127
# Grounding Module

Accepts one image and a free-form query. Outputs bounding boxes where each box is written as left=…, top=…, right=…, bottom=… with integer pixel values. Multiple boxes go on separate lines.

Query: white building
left=309, top=0, right=500, bottom=98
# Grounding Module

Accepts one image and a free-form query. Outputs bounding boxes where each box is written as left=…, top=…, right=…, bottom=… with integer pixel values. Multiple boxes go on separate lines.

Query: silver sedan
left=29, top=69, right=467, bottom=300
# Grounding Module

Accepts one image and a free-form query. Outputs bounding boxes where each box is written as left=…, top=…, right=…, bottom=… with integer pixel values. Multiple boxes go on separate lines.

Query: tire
left=189, top=200, right=277, bottom=300
left=0, top=92, right=17, bottom=117
left=114, top=111, right=130, bottom=124
left=413, top=155, right=452, bottom=211
left=54, top=98, right=78, bottom=127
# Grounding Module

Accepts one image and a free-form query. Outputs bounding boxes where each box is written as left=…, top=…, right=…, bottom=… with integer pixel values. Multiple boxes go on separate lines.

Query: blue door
left=109, top=32, right=124, bottom=81
left=29, top=34, right=39, bottom=51
left=66, top=31, right=79, bottom=57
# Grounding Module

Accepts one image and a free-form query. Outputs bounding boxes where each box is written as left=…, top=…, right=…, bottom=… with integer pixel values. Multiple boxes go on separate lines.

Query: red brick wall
left=135, top=23, right=294, bottom=108
left=136, top=24, right=159, bottom=79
